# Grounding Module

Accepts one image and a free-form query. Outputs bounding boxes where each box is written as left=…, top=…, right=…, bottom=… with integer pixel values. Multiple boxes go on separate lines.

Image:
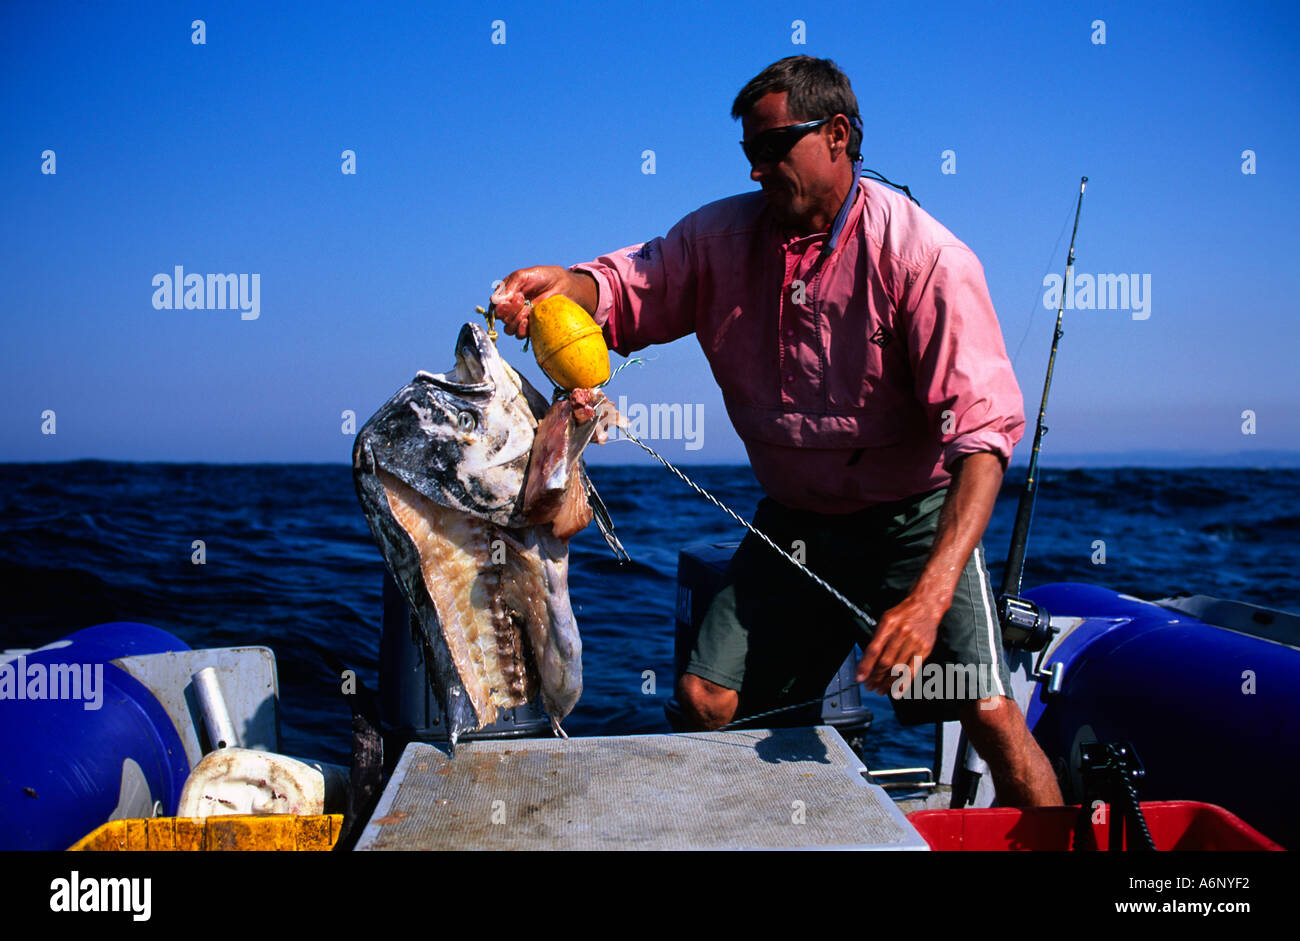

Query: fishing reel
left=997, top=594, right=1052, bottom=650
left=997, top=594, right=1064, bottom=694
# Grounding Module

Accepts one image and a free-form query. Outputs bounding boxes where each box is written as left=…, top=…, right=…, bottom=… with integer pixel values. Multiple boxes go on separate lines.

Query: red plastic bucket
left=908, top=801, right=1284, bottom=851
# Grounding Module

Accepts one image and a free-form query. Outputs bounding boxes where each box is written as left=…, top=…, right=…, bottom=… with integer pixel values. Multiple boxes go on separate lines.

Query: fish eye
left=457, top=410, right=477, bottom=432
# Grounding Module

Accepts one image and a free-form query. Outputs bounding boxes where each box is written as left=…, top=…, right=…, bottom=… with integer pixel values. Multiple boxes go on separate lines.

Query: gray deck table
left=354, top=725, right=928, bottom=851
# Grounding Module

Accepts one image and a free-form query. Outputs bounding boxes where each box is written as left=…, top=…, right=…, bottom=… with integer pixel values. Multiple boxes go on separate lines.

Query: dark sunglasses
left=740, top=118, right=829, bottom=165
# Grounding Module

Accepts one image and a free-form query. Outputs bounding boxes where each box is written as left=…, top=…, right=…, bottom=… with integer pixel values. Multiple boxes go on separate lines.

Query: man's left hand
left=854, top=453, right=1004, bottom=695
left=855, top=591, right=950, bottom=694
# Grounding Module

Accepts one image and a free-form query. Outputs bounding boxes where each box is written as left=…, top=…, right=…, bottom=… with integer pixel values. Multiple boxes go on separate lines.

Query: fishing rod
left=946, top=177, right=1089, bottom=807
left=997, top=175, right=1088, bottom=654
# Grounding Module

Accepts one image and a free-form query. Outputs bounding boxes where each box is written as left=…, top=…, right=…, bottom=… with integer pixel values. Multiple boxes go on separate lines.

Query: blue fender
left=0, top=623, right=192, bottom=850
left=1024, top=583, right=1299, bottom=849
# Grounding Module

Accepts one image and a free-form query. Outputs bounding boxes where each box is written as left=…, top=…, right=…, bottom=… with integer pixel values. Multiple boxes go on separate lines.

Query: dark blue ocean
left=2, top=462, right=1297, bottom=770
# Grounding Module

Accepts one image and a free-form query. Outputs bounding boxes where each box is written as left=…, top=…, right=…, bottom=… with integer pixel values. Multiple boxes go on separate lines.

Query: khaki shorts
left=685, top=487, right=1012, bottom=726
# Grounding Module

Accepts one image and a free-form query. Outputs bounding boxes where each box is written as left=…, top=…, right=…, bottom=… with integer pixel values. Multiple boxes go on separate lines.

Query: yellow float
left=527, top=295, right=610, bottom=390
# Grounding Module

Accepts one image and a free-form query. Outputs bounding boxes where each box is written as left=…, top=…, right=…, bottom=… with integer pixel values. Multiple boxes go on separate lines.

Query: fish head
left=354, top=321, right=550, bottom=526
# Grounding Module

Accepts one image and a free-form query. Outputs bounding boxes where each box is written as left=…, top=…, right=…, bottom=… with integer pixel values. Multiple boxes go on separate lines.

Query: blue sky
left=3, top=0, right=1297, bottom=465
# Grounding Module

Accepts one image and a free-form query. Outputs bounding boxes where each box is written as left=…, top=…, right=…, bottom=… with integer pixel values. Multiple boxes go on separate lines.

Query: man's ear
left=829, top=113, right=853, bottom=157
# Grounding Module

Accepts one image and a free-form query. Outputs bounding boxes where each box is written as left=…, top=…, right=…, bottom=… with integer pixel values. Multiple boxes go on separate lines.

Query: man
left=495, top=56, right=1062, bottom=806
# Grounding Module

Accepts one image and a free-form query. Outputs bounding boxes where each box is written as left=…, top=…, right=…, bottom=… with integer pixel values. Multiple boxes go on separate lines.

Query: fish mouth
left=422, top=375, right=494, bottom=396
left=356, top=321, right=541, bottom=527
left=418, top=322, right=498, bottom=396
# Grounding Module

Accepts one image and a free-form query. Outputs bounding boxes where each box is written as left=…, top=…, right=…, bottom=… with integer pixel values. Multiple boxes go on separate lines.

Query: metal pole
left=192, top=667, right=240, bottom=751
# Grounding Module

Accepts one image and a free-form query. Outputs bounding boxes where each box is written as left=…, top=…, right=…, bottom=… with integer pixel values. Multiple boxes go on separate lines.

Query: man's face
left=741, top=91, right=841, bottom=233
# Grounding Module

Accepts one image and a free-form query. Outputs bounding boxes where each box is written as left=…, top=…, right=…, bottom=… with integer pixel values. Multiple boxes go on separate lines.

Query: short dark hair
left=731, top=56, right=862, bottom=160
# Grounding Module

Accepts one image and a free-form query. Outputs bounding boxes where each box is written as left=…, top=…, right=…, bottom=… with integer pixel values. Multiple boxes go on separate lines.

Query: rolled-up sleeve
left=569, top=214, right=699, bottom=358
left=903, top=245, right=1025, bottom=469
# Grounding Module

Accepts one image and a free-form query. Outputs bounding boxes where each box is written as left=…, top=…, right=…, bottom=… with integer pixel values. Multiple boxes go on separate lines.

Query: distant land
left=8, top=450, right=1300, bottom=469
left=1010, top=450, right=1300, bottom=469
left=580, top=449, right=1300, bottom=470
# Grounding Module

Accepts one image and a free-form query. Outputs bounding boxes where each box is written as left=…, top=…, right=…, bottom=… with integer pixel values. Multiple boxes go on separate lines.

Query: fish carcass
left=352, top=322, right=624, bottom=748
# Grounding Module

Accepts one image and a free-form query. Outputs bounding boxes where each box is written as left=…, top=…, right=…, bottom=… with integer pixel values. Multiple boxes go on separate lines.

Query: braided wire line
left=615, top=427, right=884, bottom=730
left=618, top=428, right=878, bottom=628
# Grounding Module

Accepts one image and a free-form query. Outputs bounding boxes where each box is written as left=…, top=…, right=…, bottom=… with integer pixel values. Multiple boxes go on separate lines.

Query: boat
left=3, top=558, right=1289, bottom=850
left=344, top=558, right=1289, bottom=850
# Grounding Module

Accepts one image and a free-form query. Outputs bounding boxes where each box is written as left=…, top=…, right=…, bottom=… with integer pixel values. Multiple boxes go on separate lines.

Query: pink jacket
left=572, top=178, right=1024, bottom=513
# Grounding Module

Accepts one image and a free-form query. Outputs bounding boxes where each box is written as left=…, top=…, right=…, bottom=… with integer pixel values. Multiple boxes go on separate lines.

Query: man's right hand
left=491, top=267, right=599, bottom=339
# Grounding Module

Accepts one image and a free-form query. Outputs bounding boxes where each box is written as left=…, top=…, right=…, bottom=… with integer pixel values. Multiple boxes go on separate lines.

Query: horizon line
left=5, top=451, right=1300, bottom=470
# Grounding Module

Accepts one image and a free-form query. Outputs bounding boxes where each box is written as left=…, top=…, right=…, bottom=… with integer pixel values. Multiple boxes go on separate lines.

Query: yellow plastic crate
left=68, top=814, right=343, bottom=851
